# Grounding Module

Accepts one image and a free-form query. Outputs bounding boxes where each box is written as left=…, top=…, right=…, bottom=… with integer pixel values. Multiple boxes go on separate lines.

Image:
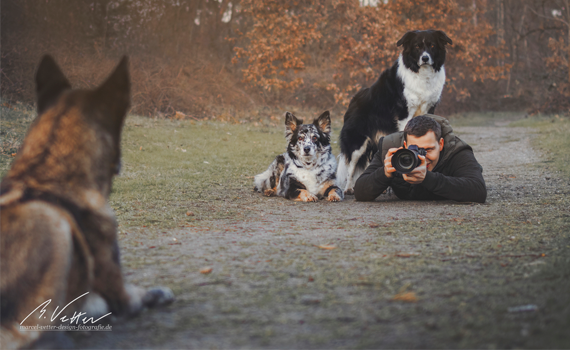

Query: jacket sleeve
left=419, top=149, right=487, bottom=203
left=353, top=142, right=393, bottom=201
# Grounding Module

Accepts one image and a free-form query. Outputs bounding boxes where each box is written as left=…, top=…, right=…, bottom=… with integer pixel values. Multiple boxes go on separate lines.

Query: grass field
left=1, top=103, right=569, bottom=348
left=1, top=104, right=345, bottom=229
left=510, top=114, right=570, bottom=176
left=3, top=108, right=567, bottom=227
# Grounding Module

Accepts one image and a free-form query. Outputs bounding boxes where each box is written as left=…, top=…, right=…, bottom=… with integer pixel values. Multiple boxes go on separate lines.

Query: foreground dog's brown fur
left=0, top=56, right=173, bottom=349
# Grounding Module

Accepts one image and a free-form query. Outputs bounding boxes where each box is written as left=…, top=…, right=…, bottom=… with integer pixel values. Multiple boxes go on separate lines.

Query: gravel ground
left=73, top=124, right=570, bottom=349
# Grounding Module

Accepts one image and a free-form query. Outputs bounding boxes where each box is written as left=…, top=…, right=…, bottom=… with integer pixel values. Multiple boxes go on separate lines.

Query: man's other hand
left=403, top=155, right=427, bottom=184
left=384, top=147, right=402, bottom=178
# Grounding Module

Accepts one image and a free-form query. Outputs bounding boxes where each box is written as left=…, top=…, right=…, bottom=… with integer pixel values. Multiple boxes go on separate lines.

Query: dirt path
left=74, top=124, right=570, bottom=349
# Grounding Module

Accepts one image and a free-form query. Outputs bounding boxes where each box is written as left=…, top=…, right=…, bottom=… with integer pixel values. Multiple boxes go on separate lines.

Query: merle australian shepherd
left=254, top=111, right=343, bottom=202
left=337, top=30, right=453, bottom=194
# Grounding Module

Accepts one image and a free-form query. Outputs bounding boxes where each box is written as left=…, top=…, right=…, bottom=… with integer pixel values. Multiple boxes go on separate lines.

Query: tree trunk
left=566, top=0, right=570, bottom=83
left=472, top=0, right=477, bottom=26
left=496, top=0, right=505, bottom=66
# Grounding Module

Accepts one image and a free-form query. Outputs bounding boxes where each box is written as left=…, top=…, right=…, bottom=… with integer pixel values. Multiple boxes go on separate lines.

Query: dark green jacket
left=354, top=115, right=487, bottom=203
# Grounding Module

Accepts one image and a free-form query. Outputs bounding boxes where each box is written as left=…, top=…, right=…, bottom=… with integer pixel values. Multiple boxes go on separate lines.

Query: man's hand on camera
left=402, top=155, right=427, bottom=184
left=384, top=147, right=402, bottom=178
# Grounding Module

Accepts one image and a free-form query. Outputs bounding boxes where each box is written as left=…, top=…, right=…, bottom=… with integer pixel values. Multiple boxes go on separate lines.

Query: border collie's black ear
left=397, top=31, right=417, bottom=47
left=435, top=30, right=453, bottom=46
left=314, top=111, right=331, bottom=134
left=285, top=112, right=302, bottom=132
left=35, top=55, right=71, bottom=115
left=93, top=56, right=130, bottom=135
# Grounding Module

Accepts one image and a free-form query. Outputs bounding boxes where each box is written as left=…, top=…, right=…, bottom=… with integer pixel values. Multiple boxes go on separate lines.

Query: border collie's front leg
left=343, top=139, right=370, bottom=194
left=399, top=108, right=417, bottom=131
left=428, top=104, right=436, bottom=114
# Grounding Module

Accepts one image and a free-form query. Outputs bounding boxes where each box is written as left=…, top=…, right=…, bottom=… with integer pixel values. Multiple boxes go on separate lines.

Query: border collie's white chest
left=396, top=55, right=446, bottom=130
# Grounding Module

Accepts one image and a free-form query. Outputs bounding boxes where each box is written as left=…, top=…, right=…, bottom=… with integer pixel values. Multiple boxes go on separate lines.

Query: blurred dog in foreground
left=254, top=111, right=343, bottom=202
left=0, top=55, right=174, bottom=349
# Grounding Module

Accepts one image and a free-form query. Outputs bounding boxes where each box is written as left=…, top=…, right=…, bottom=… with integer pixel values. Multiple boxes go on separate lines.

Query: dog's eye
left=298, top=136, right=304, bottom=141
left=416, top=45, right=420, bottom=49
left=312, top=136, right=318, bottom=142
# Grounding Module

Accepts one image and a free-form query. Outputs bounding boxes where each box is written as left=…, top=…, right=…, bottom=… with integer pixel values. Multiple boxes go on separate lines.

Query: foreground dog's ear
left=285, top=112, right=303, bottom=132
left=35, top=55, right=72, bottom=115
left=92, top=56, right=131, bottom=135
left=397, top=31, right=418, bottom=47
left=314, top=111, right=331, bottom=134
left=434, top=30, right=453, bottom=46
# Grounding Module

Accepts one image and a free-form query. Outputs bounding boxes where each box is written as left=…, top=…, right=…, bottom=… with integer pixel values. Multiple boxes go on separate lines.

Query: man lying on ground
left=354, top=114, right=487, bottom=203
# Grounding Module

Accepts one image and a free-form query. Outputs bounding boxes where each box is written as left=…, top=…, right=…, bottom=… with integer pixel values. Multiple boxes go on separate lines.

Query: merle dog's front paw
left=327, top=190, right=343, bottom=202
left=142, top=287, right=175, bottom=308
left=297, top=190, right=318, bottom=202
left=263, top=188, right=276, bottom=196
left=344, top=188, right=354, bottom=195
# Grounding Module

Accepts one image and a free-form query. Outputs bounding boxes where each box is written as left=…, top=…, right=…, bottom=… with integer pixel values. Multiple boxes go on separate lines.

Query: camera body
left=392, top=145, right=427, bottom=174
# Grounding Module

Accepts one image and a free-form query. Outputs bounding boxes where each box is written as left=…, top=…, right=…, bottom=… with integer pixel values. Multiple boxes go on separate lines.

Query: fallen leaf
left=315, top=244, right=336, bottom=250
left=139, top=146, right=142, bottom=150
left=369, top=223, right=379, bottom=228
left=186, top=211, right=194, bottom=216
left=148, top=246, right=156, bottom=249
left=391, top=291, right=417, bottom=303
left=200, top=267, right=213, bottom=274
left=11, top=153, right=16, bottom=157
left=396, top=252, right=420, bottom=257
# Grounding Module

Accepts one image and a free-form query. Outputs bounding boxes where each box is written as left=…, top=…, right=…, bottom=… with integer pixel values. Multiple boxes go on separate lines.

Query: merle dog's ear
left=35, top=55, right=71, bottom=115
left=314, top=111, right=331, bottom=134
left=285, top=112, right=302, bottom=132
left=434, top=30, right=453, bottom=46
left=397, top=31, right=417, bottom=47
left=93, top=56, right=130, bottom=135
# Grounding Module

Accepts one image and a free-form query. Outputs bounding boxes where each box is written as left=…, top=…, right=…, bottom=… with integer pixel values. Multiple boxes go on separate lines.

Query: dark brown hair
left=403, top=115, right=442, bottom=141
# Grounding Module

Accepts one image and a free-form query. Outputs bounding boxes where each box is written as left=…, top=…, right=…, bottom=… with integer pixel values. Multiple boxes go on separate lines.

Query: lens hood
left=392, top=146, right=424, bottom=174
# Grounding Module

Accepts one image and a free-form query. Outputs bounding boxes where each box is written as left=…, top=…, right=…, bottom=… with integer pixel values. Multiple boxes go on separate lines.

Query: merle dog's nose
left=422, top=55, right=429, bottom=63
left=304, top=146, right=311, bottom=154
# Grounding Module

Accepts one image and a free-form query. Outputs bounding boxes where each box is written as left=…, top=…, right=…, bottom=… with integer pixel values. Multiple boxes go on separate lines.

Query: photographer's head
left=403, top=115, right=444, bottom=171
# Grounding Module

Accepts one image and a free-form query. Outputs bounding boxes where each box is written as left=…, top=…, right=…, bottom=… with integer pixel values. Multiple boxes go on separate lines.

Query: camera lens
left=392, top=148, right=419, bottom=174
left=398, top=154, right=414, bottom=169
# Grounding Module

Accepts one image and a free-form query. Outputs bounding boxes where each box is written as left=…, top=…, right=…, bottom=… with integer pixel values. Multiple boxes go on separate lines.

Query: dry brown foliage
left=2, top=0, right=569, bottom=118
left=1, top=43, right=257, bottom=118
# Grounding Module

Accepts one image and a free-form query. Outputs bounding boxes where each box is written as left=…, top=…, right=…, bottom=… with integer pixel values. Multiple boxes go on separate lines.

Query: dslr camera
left=392, top=145, right=426, bottom=174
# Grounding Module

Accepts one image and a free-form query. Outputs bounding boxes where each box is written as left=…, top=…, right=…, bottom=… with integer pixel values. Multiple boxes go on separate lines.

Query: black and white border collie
left=337, top=30, right=452, bottom=194
left=254, top=111, right=343, bottom=202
